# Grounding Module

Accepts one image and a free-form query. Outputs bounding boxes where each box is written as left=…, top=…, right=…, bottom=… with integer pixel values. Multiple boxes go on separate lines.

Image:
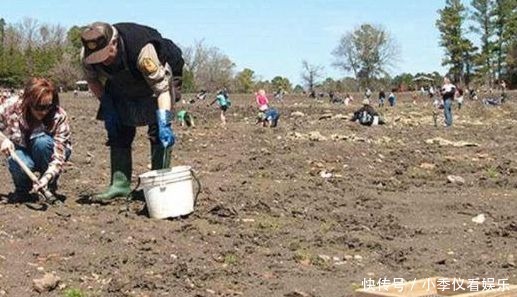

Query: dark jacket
left=351, top=105, right=379, bottom=125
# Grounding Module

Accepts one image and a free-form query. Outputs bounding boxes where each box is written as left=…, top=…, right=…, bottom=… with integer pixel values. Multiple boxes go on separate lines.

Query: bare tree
left=51, top=25, right=67, bottom=47
left=18, top=17, right=39, bottom=50
left=469, top=0, right=496, bottom=86
left=0, top=18, right=73, bottom=86
left=332, top=24, right=399, bottom=89
left=39, top=24, right=50, bottom=45
left=300, top=60, right=324, bottom=94
left=35, top=23, right=66, bottom=48
left=332, top=33, right=360, bottom=80
left=42, top=24, right=66, bottom=47
left=49, top=52, right=82, bottom=90
left=200, top=47, right=234, bottom=90
left=182, top=40, right=235, bottom=91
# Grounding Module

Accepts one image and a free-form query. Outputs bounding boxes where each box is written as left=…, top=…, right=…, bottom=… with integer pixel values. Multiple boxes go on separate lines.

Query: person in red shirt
left=255, top=89, right=269, bottom=111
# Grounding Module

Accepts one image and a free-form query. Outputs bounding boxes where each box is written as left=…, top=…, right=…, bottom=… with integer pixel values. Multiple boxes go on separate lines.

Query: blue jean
left=443, top=99, right=453, bottom=126
left=7, top=133, right=71, bottom=194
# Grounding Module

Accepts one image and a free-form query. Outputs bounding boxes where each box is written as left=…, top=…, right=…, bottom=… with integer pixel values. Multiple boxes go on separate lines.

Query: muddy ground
left=0, top=91, right=516, bottom=297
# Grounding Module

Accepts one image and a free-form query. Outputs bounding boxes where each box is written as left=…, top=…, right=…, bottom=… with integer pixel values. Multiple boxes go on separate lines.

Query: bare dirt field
left=1, top=91, right=516, bottom=297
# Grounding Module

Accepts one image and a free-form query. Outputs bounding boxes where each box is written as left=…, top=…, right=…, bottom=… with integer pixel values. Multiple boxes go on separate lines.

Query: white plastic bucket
left=138, top=166, right=195, bottom=219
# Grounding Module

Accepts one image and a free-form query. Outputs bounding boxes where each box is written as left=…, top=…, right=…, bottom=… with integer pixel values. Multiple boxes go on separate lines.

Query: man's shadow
left=75, top=191, right=194, bottom=220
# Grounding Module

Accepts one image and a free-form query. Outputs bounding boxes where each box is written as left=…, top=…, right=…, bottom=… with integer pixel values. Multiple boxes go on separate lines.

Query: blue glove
left=156, top=109, right=175, bottom=148
left=100, top=94, right=120, bottom=142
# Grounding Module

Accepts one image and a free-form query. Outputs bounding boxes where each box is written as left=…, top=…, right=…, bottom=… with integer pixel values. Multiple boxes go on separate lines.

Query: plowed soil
left=1, top=92, right=516, bottom=297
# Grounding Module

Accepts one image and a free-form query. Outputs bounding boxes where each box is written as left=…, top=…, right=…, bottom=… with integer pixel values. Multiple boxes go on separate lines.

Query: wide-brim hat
left=81, top=22, right=115, bottom=64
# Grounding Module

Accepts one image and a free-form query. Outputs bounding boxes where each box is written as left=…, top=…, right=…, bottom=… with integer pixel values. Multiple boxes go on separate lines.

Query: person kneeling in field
left=0, top=78, right=72, bottom=202
left=196, top=89, right=207, bottom=101
left=482, top=97, right=502, bottom=106
left=350, top=99, right=385, bottom=126
left=329, top=91, right=344, bottom=104
left=177, top=109, right=195, bottom=128
left=256, top=107, right=280, bottom=128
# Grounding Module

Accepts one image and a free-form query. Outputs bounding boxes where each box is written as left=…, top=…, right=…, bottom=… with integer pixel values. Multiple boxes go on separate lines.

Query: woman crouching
left=0, top=78, right=72, bottom=202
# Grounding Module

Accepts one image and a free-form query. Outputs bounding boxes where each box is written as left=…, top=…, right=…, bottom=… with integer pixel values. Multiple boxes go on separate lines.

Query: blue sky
left=1, top=0, right=452, bottom=85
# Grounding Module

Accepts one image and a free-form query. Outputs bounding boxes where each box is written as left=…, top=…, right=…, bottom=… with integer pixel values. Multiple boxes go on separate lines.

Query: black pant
left=109, top=124, right=159, bottom=148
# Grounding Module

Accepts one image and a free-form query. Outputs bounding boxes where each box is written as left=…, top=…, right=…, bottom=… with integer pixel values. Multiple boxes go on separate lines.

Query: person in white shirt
left=440, top=77, right=456, bottom=127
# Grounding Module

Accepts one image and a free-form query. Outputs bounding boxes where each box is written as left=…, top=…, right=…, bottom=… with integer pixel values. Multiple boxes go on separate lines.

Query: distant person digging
left=500, top=80, right=507, bottom=92
left=256, top=107, right=280, bottom=128
left=500, top=80, right=508, bottom=104
left=274, top=89, right=285, bottom=103
left=482, top=96, right=502, bottom=106
left=378, top=90, right=386, bottom=107
left=411, top=92, right=418, bottom=105
left=428, top=86, right=435, bottom=100
left=350, top=99, right=385, bottom=126
left=329, top=91, right=344, bottom=104
left=177, top=109, right=195, bottom=128
left=196, top=89, right=208, bottom=101
left=344, top=93, right=354, bottom=106
left=365, top=88, right=372, bottom=99
left=468, top=88, right=478, bottom=101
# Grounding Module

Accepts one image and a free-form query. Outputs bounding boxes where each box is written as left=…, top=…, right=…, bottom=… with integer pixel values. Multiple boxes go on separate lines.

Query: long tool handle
left=8, top=148, right=38, bottom=182
left=8, top=148, right=56, bottom=202
left=0, top=133, right=37, bottom=180
left=1, top=131, right=57, bottom=203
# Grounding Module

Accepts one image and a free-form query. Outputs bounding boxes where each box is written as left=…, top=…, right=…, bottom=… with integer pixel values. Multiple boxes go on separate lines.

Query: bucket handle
left=190, top=169, right=201, bottom=207
left=133, top=177, right=142, bottom=193
left=131, top=169, right=201, bottom=206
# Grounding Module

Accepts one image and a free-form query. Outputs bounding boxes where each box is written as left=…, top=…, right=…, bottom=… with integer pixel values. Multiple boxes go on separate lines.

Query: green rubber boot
left=151, top=145, right=172, bottom=170
left=93, top=147, right=132, bottom=201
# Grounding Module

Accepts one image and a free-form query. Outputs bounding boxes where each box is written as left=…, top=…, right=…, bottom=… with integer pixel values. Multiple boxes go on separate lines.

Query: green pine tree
left=436, top=0, right=472, bottom=84
left=470, top=0, right=496, bottom=86
left=493, top=0, right=515, bottom=80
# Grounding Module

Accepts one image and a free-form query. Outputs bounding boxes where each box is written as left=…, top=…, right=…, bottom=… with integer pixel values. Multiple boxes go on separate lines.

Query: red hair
left=21, top=77, right=60, bottom=129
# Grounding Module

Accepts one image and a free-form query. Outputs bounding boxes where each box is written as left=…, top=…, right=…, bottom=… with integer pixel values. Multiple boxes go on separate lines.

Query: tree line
left=302, top=0, right=516, bottom=93
left=0, top=18, right=297, bottom=93
left=436, top=0, right=516, bottom=87
left=0, top=18, right=81, bottom=89
left=1, top=7, right=515, bottom=94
